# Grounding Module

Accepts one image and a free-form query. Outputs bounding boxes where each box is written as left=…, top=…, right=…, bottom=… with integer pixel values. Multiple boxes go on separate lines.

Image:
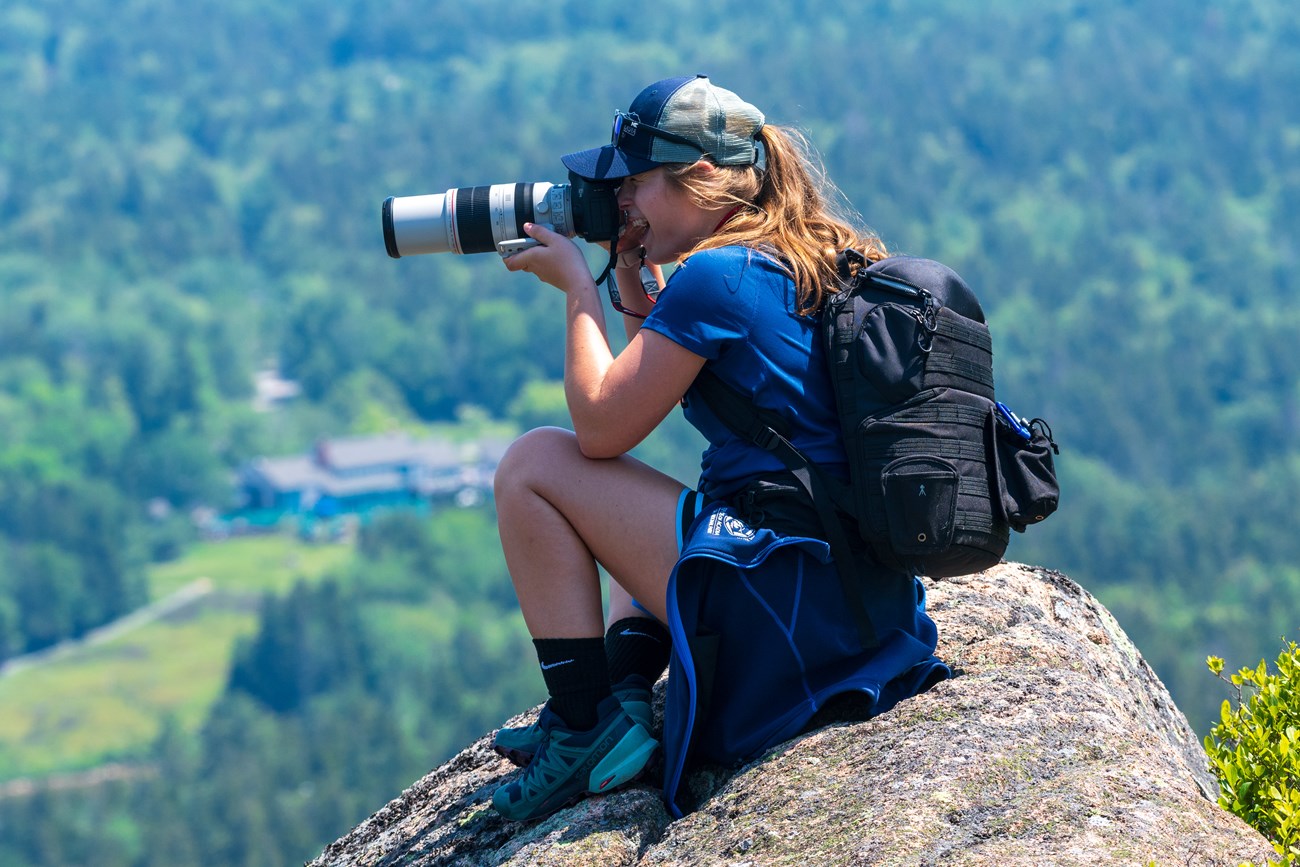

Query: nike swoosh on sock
left=619, top=630, right=660, bottom=640
left=540, top=658, right=575, bottom=670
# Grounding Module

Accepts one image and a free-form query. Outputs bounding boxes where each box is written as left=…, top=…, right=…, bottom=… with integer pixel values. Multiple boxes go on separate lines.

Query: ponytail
left=665, top=125, right=887, bottom=315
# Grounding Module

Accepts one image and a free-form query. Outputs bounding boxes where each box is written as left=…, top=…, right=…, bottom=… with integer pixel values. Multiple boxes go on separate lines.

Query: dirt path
left=0, top=578, right=215, bottom=679
left=0, top=763, right=160, bottom=799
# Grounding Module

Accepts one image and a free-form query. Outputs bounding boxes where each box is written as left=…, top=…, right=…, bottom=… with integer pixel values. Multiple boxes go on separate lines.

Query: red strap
left=711, top=206, right=743, bottom=234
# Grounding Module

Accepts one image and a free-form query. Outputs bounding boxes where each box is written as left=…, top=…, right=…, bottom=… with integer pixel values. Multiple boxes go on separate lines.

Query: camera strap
left=601, top=245, right=650, bottom=319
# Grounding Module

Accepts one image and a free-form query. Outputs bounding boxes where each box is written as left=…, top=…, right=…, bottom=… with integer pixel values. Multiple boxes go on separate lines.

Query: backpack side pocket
left=988, top=405, right=1060, bottom=532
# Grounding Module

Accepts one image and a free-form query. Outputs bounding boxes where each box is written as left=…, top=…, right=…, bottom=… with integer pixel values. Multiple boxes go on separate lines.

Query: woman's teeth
left=619, top=218, right=648, bottom=239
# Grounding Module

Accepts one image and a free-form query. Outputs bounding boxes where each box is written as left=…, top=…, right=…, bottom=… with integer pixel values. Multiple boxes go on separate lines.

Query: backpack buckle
left=754, top=427, right=782, bottom=452
left=835, top=248, right=866, bottom=284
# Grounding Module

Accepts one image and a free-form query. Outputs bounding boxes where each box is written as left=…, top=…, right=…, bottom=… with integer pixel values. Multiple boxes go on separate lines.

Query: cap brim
left=561, top=145, right=663, bottom=181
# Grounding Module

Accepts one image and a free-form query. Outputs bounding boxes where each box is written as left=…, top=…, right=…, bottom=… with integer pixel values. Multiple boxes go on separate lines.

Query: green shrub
left=1205, top=645, right=1300, bottom=866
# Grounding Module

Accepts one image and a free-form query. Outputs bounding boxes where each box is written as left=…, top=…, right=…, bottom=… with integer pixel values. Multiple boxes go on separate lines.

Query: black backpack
left=694, top=251, right=1059, bottom=597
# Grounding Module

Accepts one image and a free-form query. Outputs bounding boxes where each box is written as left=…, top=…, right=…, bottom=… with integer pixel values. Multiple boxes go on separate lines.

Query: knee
left=494, top=427, right=581, bottom=501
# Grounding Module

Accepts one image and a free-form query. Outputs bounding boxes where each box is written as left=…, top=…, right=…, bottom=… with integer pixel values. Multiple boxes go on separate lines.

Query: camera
left=382, top=172, right=621, bottom=258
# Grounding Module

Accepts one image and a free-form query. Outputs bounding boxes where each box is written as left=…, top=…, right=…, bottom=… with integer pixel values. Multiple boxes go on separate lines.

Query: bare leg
left=607, top=580, right=650, bottom=628
left=494, top=427, right=684, bottom=638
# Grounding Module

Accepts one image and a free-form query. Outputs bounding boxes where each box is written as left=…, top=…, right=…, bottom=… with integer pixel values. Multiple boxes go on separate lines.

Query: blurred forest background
left=1, top=0, right=1298, bottom=864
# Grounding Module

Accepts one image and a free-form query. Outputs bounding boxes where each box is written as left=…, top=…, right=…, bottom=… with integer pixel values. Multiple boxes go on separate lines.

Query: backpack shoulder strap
left=691, top=368, right=880, bottom=649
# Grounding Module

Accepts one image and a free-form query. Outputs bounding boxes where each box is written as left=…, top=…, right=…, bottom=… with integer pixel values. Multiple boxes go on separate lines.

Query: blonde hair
left=664, top=125, right=887, bottom=316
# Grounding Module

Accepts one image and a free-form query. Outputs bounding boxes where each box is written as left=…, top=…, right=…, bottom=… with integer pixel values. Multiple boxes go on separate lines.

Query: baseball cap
left=561, top=75, right=766, bottom=181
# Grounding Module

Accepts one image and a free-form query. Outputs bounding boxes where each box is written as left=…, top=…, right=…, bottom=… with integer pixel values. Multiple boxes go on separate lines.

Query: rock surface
left=308, top=563, right=1273, bottom=866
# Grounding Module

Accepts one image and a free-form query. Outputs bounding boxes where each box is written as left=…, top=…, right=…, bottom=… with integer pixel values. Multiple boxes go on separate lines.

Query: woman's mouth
left=619, top=217, right=650, bottom=255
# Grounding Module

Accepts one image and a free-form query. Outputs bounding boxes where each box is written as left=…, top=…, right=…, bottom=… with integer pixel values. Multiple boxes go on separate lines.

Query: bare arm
left=616, top=259, right=665, bottom=343
left=504, top=224, right=702, bottom=458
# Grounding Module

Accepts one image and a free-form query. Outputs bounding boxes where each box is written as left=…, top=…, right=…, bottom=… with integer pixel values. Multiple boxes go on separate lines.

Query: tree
left=10, top=543, right=82, bottom=652
left=1206, top=648, right=1300, bottom=865
left=227, top=581, right=374, bottom=714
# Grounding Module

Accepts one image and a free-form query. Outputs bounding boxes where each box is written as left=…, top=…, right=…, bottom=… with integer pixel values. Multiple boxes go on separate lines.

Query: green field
left=0, top=535, right=354, bottom=782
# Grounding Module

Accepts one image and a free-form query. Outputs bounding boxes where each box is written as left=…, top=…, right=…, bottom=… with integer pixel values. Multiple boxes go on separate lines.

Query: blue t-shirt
left=641, top=245, right=848, bottom=498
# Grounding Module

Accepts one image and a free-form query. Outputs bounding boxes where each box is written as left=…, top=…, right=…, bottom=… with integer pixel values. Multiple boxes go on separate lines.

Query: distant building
left=237, top=432, right=509, bottom=520
left=252, top=369, right=302, bottom=412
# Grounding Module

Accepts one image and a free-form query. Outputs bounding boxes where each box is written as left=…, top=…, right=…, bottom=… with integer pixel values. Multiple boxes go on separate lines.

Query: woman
left=491, top=74, right=947, bottom=822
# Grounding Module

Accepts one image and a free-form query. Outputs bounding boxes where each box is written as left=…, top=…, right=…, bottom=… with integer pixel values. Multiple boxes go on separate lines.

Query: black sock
left=605, top=617, right=672, bottom=687
left=533, top=637, right=611, bottom=731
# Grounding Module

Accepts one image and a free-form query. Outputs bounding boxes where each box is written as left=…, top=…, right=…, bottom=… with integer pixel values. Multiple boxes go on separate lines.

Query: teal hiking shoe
left=492, top=703, right=564, bottom=767
left=491, top=693, right=658, bottom=822
left=492, top=675, right=654, bottom=767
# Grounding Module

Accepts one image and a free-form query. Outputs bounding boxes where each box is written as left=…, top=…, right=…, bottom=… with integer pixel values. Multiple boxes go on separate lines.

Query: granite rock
left=308, top=563, right=1272, bottom=867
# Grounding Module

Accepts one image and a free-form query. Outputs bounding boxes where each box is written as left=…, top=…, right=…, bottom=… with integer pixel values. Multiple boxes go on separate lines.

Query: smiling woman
left=479, top=74, right=948, bottom=822
left=612, top=166, right=725, bottom=267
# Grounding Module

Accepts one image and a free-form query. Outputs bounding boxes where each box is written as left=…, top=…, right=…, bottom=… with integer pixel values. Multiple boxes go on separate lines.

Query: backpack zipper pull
left=920, top=290, right=939, bottom=332
left=914, top=289, right=939, bottom=352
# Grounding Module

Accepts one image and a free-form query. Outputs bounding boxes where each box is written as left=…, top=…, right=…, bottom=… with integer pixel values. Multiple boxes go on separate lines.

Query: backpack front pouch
left=879, top=454, right=959, bottom=556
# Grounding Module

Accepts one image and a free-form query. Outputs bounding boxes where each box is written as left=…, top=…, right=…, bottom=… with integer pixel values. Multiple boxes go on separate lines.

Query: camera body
left=382, top=172, right=620, bottom=258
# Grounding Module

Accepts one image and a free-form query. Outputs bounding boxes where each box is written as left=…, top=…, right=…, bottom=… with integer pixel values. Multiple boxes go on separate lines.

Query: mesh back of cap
left=650, top=78, right=764, bottom=166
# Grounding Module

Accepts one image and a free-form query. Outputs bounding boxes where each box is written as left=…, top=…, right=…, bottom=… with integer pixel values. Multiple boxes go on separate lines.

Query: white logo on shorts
left=707, top=511, right=756, bottom=540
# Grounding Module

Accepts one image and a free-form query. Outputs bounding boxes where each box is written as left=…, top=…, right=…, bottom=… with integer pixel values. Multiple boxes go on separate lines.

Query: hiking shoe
left=492, top=675, right=654, bottom=767
left=491, top=694, right=658, bottom=822
left=492, top=703, right=564, bottom=767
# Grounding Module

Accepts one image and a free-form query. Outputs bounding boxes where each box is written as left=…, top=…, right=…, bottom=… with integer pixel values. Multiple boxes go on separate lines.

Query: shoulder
left=668, top=245, right=785, bottom=300
left=676, top=245, right=783, bottom=281
left=643, top=247, right=773, bottom=356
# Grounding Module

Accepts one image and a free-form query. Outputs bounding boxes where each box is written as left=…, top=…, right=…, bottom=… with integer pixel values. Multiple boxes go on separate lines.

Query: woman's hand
left=502, top=222, right=596, bottom=292
left=589, top=208, right=648, bottom=257
left=614, top=211, right=648, bottom=257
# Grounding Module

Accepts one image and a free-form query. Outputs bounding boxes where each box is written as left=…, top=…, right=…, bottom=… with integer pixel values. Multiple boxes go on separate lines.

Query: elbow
left=573, top=426, right=627, bottom=460
left=572, top=411, right=645, bottom=458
